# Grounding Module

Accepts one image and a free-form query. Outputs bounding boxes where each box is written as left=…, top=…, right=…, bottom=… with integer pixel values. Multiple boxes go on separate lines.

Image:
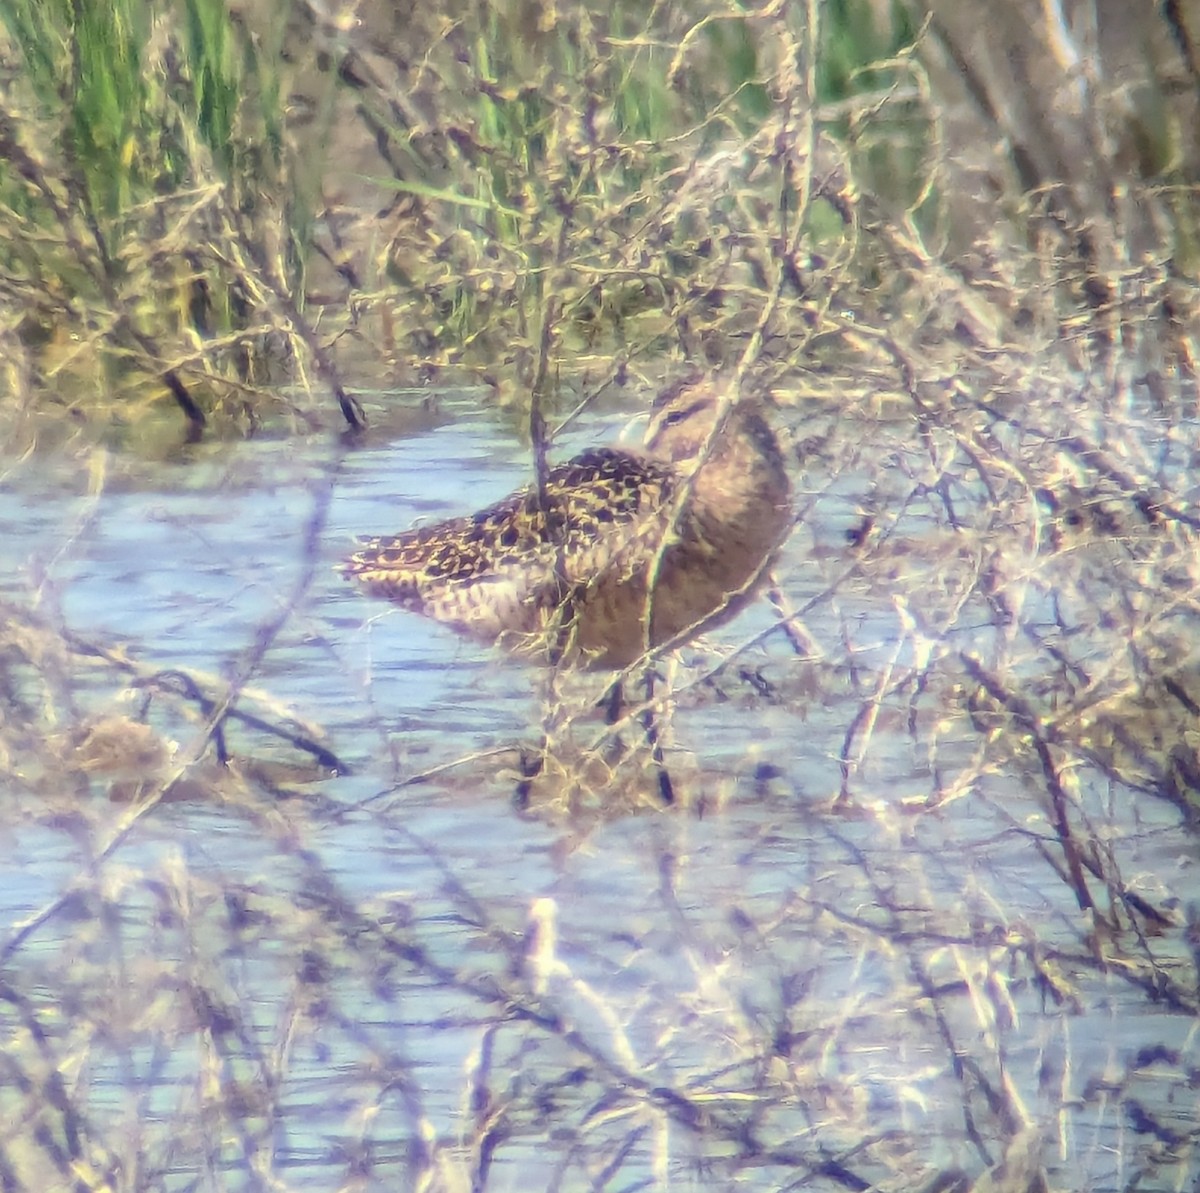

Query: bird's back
left=340, top=380, right=792, bottom=667
left=341, top=448, right=679, bottom=658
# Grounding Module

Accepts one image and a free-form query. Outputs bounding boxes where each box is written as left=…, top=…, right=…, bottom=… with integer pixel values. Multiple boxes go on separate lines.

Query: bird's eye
left=656, top=399, right=705, bottom=429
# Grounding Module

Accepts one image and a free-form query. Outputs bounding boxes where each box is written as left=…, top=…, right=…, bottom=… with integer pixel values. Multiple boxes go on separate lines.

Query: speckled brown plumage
left=339, top=378, right=792, bottom=668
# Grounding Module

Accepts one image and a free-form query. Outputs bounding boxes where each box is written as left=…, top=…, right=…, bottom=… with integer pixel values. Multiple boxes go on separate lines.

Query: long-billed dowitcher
left=338, top=376, right=792, bottom=670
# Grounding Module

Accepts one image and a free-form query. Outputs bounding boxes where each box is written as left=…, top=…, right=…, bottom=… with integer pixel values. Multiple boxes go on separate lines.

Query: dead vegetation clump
left=0, top=0, right=1198, bottom=1189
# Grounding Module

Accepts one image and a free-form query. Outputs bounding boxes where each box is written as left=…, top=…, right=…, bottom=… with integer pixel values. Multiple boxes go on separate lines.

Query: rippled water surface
left=0, top=390, right=1195, bottom=1190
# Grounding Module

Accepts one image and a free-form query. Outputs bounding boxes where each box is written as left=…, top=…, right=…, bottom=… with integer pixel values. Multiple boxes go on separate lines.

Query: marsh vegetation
left=0, top=0, right=1198, bottom=1188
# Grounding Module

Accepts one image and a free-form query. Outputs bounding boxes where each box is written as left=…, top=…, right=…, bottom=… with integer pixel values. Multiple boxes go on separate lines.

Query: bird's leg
left=595, top=669, right=673, bottom=804
left=639, top=668, right=675, bottom=805
left=514, top=590, right=581, bottom=811
left=513, top=745, right=543, bottom=812
left=597, top=675, right=637, bottom=771
left=515, top=647, right=568, bottom=813
left=602, top=678, right=624, bottom=724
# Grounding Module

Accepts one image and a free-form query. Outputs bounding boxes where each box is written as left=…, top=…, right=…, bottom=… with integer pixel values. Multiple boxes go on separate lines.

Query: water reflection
left=0, top=391, right=1195, bottom=1190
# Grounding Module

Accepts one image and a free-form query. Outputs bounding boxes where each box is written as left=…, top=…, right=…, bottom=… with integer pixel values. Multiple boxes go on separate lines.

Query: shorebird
left=339, top=376, right=793, bottom=670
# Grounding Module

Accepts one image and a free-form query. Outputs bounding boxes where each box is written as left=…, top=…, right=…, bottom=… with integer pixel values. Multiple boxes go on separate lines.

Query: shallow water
left=0, top=391, right=1196, bottom=1190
